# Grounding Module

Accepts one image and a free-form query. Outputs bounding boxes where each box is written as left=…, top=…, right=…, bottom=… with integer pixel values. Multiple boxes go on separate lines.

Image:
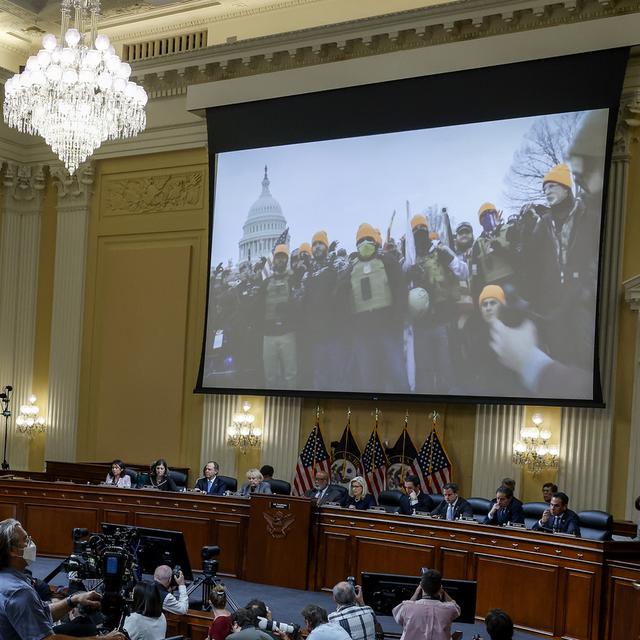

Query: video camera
left=258, top=616, right=299, bottom=637
left=63, top=527, right=139, bottom=630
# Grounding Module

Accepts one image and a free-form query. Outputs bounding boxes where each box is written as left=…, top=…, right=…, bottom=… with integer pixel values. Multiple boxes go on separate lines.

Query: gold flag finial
left=430, top=410, right=439, bottom=426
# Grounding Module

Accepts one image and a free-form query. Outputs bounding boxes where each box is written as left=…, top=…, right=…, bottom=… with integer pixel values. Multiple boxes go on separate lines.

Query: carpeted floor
left=30, top=557, right=539, bottom=639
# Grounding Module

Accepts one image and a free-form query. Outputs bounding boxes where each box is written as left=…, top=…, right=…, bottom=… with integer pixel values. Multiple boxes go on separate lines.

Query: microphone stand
left=1, top=386, right=13, bottom=470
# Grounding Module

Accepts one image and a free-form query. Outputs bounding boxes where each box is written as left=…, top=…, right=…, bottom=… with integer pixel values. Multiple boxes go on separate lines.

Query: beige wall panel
left=91, top=240, right=191, bottom=462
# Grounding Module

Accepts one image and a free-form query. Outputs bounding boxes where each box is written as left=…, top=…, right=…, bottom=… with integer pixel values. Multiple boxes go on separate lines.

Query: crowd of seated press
left=101, top=458, right=612, bottom=539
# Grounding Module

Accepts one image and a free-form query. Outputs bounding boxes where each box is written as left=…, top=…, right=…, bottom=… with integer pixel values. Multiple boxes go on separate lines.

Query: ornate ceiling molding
left=128, top=0, right=640, bottom=99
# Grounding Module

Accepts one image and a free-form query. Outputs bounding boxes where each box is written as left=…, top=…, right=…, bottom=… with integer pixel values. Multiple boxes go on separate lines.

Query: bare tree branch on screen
left=504, top=112, right=582, bottom=209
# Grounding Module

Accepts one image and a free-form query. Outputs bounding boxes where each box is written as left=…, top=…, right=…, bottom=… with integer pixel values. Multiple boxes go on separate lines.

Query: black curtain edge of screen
left=195, top=46, right=630, bottom=408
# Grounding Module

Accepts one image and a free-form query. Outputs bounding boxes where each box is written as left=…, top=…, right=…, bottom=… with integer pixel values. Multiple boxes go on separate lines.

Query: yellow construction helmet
left=312, top=230, right=329, bottom=248
left=411, top=214, right=428, bottom=231
left=356, top=223, right=378, bottom=244
left=479, top=284, right=505, bottom=306
left=274, top=244, right=289, bottom=257
left=478, top=202, right=497, bottom=220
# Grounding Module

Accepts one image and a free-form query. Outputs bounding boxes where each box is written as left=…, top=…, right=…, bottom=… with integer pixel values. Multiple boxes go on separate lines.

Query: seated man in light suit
left=484, top=486, right=525, bottom=526
left=532, top=492, right=581, bottom=536
left=305, top=470, right=345, bottom=506
left=239, top=468, right=272, bottom=496
left=194, top=461, right=227, bottom=495
left=430, top=482, right=473, bottom=520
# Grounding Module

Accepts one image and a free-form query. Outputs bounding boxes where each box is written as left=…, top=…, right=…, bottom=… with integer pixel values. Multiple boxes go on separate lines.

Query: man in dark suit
left=305, top=470, right=345, bottom=506
left=484, top=486, right=524, bottom=526
left=194, top=461, right=227, bottom=495
left=399, top=475, right=434, bottom=515
left=532, top=492, right=581, bottom=536
left=430, top=482, right=473, bottom=520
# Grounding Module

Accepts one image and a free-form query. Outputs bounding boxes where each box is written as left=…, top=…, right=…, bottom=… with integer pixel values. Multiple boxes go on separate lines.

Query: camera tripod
left=187, top=571, right=239, bottom=612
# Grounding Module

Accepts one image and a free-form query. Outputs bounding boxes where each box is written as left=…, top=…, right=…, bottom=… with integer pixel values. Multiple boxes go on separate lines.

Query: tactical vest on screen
left=473, top=227, right=514, bottom=284
left=265, top=276, right=290, bottom=322
left=350, top=258, right=392, bottom=313
left=416, top=251, right=459, bottom=306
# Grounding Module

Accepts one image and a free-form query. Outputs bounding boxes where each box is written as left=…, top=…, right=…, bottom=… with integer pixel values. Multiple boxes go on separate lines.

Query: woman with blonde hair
left=345, top=476, right=376, bottom=510
left=239, top=468, right=272, bottom=496
left=207, top=583, right=232, bottom=640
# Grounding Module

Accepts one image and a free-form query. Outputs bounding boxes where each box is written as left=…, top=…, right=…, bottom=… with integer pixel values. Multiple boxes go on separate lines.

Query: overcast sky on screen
left=211, top=110, right=589, bottom=266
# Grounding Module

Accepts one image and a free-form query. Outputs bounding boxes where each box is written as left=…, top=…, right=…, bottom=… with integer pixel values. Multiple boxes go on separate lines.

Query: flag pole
left=313, top=404, right=320, bottom=473
left=341, top=407, right=351, bottom=478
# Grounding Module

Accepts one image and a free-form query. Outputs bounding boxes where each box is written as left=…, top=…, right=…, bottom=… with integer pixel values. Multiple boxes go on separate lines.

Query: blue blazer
left=532, top=509, right=581, bottom=536
left=345, top=494, right=377, bottom=510
left=195, top=476, right=228, bottom=495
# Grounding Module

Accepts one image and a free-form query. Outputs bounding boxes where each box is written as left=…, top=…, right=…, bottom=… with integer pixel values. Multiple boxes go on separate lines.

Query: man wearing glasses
left=0, top=518, right=124, bottom=640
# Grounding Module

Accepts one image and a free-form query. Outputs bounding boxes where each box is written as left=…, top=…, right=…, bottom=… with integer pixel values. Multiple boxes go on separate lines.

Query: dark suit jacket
left=195, top=476, right=228, bottom=495
left=345, top=494, right=377, bottom=510
left=399, top=491, right=435, bottom=515
left=305, top=484, right=346, bottom=506
left=532, top=509, right=581, bottom=536
left=430, top=497, right=473, bottom=519
left=483, top=498, right=525, bottom=525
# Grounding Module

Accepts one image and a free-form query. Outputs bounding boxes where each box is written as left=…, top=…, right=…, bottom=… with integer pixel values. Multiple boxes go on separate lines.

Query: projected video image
left=203, top=109, right=608, bottom=400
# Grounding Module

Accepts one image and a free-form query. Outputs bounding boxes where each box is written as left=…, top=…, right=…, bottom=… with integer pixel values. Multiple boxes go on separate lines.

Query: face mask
left=357, top=241, right=376, bottom=259
left=480, top=214, right=497, bottom=234
left=22, top=540, right=37, bottom=564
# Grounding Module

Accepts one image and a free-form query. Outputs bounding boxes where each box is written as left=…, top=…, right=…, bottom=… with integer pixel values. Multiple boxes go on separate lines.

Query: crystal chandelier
left=15, top=395, right=46, bottom=439
left=227, top=402, right=262, bottom=454
left=3, top=0, right=147, bottom=174
left=512, top=413, right=559, bottom=475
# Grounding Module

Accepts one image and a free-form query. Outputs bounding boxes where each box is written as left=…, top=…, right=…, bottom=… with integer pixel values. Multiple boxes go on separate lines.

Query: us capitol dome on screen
left=238, top=166, right=288, bottom=264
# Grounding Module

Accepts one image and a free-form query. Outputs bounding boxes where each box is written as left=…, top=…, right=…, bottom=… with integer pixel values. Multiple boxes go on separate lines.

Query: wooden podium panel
left=245, top=494, right=312, bottom=590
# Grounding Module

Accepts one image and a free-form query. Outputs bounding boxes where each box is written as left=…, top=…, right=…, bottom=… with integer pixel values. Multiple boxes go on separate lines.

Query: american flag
left=262, top=227, right=290, bottom=279
left=292, top=423, right=331, bottom=496
left=415, top=427, right=452, bottom=494
left=362, top=427, right=388, bottom=500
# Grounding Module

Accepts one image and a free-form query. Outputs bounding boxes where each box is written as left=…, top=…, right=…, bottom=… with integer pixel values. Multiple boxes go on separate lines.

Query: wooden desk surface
left=0, top=478, right=637, bottom=640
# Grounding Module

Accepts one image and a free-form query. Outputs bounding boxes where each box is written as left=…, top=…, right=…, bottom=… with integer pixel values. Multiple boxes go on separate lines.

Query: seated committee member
left=153, top=564, right=188, bottom=615
left=542, top=482, right=558, bottom=504
left=532, top=492, right=581, bottom=536
left=104, top=459, right=131, bottom=488
left=345, top=477, right=376, bottom=511
left=399, top=475, right=434, bottom=515
left=195, top=461, right=227, bottom=495
left=146, top=458, right=178, bottom=492
left=392, top=569, right=460, bottom=640
left=499, top=477, right=523, bottom=510
left=328, top=581, right=378, bottom=640
left=239, top=469, right=272, bottom=496
left=122, top=582, right=167, bottom=640
left=260, top=465, right=274, bottom=481
left=0, top=518, right=125, bottom=640
left=484, top=486, right=525, bottom=526
left=431, top=482, right=474, bottom=520
left=305, top=470, right=345, bottom=506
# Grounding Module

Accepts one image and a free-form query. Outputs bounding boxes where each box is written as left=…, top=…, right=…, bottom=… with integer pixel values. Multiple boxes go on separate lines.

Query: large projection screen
left=197, top=49, right=628, bottom=406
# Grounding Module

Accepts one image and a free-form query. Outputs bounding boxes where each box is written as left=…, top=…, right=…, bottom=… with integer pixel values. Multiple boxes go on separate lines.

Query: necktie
left=447, top=504, right=454, bottom=521
left=553, top=516, right=558, bottom=531
left=207, top=480, right=213, bottom=493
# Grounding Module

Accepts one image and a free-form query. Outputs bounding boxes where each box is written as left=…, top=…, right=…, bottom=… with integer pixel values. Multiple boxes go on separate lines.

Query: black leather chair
left=523, top=502, right=548, bottom=529
left=378, top=489, right=404, bottom=514
left=430, top=494, right=444, bottom=508
left=124, top=468, right=138, bottom=486
left=168, top=469, right=187, bottom=488
left=578, top=510, right=613, bottom=540
left=467, top=497, right=492, bottom=523
left=325, top=484, right=348, bottom=506
left=219, top=475, right=237, bottom=492
left=268, top=479, right=291, bottom=495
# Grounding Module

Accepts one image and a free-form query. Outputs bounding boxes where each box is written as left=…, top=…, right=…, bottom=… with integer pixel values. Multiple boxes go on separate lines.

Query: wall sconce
left=227, top=402, right=262, bottom=454
left=512, top=413, right=559, bottom=475
left=15, top=395, right=46, bottom=439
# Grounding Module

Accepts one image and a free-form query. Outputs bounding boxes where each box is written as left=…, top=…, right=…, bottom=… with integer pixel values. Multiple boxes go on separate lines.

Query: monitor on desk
left=361, top=571, right=477, bottom=623
left=101, top=523, right=193, bottom=581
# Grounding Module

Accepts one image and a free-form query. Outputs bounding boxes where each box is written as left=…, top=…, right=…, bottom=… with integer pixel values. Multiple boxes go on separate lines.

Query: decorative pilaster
left=201, top=394, right=239, bottom=479
left=44, top=163, right=94, bottom=463
left=625, top=276, right=640, bottom=519
left=558, top=82, right=640, bottom=512
left=472, top=404, right=523, bottom=499
left=261, top=396, right=302, bottom=484
left=0, top=163, right=45, bottom=469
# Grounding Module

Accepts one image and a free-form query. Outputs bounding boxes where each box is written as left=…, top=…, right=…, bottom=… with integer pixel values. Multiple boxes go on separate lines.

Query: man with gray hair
left=0, top=518, right=124, bottom=640
left=153, top=564, right=188, bottom=614
left=328, top=581, right=378, bottom=640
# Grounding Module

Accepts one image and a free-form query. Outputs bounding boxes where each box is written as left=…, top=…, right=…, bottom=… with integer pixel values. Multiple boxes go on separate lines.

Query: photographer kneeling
left=392, top=569, right=460, bottom=640
left=0, top=518, right=124, bottom=640
left=230, top=608, right=271, bottom=640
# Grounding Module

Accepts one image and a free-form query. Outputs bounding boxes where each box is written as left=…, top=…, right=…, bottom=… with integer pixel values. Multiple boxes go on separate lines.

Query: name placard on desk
left=269, top=501, right=290, bottom=510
